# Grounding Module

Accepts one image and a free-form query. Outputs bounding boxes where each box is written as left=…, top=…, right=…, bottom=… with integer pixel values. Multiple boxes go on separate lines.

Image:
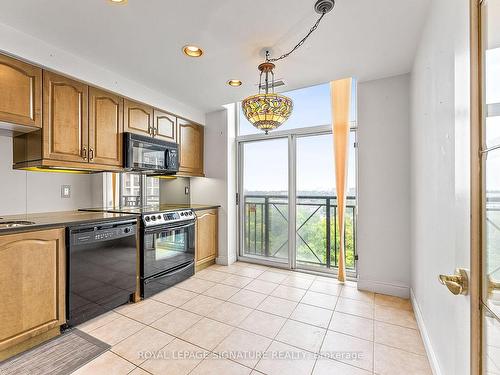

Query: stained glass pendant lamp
left=241, top=0, right=335, bottom=134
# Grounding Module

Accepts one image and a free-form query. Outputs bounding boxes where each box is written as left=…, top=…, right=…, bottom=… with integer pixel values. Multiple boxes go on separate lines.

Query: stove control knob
left=145, top=216, right=150, bottom=222
left=157, top=215, right=161, bottom=220
left=181, top=212, right=185, bottom=216
left=151, top=216, right=156, bottom=221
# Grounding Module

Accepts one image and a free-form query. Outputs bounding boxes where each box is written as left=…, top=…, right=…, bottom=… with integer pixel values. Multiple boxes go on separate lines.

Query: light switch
left=61, top=185, right=71, bottom=198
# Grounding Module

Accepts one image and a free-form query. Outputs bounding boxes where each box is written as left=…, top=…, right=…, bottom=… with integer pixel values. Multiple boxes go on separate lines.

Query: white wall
left=357, top=74, right=411, bottom=298
left=410, top=1, right=471, bottom=374
left=0, top=136, right=95, bottom=215
left=191, top=106, right=237, bottom=265
left=0, top=22, right=204, bottom=124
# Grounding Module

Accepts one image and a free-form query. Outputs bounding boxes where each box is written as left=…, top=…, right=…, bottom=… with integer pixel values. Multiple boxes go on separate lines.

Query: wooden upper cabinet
left=89, top=87, right=123, bottom=166
left=0, top=54, right=42, bottom=128
left=178, top=119, right=204, bottom=176
left=0, top=228, right=65, bottom=353
left=124, top=99, right=153, bottom=137
left=154, top=109, right=176, bottom=142
left=42, top=71, right=88, bottom=163
left=195, top=209, right=218, bottom=268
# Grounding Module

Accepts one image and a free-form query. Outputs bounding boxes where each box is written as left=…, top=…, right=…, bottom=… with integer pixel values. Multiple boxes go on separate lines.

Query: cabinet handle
left=89, top=148, right=94, bottom=161
left=154, top=127, right=158, bottom=136
left=148, top=126, right=153, bottom=136
left=82, top=147, right=87, bottom=160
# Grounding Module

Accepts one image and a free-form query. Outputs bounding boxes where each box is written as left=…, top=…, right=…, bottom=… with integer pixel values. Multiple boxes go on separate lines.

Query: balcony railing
left=244, top=194, right=357, bottom=270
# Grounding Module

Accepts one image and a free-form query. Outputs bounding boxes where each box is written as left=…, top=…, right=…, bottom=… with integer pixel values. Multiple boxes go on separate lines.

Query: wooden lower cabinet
left=195, top=209, right=218, bottom=271
left=0, top=228, right=66, bottom=359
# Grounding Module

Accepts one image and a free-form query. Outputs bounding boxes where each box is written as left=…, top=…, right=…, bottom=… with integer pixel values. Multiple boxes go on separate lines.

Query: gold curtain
left=331, top=78, right=352, bottom=282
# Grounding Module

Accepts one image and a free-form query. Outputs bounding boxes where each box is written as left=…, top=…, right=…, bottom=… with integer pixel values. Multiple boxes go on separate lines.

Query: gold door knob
left=488, top=275, right=500, bottom=295
left=439, top=268, right=468, bottom=295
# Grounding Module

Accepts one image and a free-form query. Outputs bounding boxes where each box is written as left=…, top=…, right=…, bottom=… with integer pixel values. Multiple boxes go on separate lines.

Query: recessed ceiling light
left=227, top=80, right=242, bottom=87
left=183, top=45, right=203, bottom=57
left=108, top=0, right=127, bottom=4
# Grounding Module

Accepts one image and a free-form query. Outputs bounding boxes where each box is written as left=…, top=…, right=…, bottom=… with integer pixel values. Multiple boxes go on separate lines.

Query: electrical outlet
left=61, top=185, right=71, bottom=198
left=185, top=186, right=190, bottom=195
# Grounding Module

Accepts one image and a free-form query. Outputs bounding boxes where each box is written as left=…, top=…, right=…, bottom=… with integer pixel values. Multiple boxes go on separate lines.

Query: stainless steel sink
left=0, top=220, right=35, bottom=229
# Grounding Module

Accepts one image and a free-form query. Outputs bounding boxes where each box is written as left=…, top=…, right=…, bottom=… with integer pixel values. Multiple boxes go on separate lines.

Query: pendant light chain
left=266, top=10, right=327, bottom=63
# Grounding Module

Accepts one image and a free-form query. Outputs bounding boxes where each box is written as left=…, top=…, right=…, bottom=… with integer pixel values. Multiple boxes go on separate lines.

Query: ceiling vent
left=258, top=79, right=286, bottom=91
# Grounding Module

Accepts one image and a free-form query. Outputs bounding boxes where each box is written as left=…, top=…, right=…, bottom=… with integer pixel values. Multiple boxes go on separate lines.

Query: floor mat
left=0, top=329, right=110, bottom=375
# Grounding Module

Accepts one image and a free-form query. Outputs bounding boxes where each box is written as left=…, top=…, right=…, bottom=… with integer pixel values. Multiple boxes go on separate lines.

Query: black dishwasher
left=66, top=219, right=137, bottom=327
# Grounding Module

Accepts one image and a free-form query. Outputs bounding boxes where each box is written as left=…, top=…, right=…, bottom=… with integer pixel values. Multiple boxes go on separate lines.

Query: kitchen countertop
left=80, top=203, right=221, bottom=215
left=0, top=211, right=138, bottom=235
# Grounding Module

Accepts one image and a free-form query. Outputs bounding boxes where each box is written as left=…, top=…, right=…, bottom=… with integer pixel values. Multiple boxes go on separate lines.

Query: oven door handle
left=144, top=260, right=194, bottom=283
left=144, top=221, right=195, bottom=233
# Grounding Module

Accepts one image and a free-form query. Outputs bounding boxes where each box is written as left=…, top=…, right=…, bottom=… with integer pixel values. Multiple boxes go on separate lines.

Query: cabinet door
left=178, top=119, right=204, bottom=176
left=196, top=209, right=218, bottom=264
left=0, top=54, right=42, bottom=128
left=0, top=228, right=65, bottom=352
left=89, top=87, right=123, bottom=166
left=124, top=99, right=153, bottom=137
left=42, top=71, right=88, bottom=162
left=154, top=109, right=176, bottom=142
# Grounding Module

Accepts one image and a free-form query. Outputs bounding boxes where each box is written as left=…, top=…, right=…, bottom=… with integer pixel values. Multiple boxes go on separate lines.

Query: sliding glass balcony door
left=238, top=131, right=357, bottom=274
left=240, top=138, right=289, bottom=264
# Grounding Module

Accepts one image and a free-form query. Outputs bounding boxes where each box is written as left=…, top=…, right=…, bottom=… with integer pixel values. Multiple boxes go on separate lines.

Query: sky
left=241, top=82, right=357, bottom=194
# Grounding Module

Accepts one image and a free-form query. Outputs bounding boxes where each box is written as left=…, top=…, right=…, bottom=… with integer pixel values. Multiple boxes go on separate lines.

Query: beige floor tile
left=111, top=326, right=174, bottom=365
left=219, top=274, right=254, bottom=288
left=212, top=263, right=247, bottom=274
left=309, top=280, right=343, bottom=296
left=238, top=262, right=270, bottom=270
left=176, top=277, right=216, bottom=293
left=77, top=311, right=121, bottom=333
left=335, top=297, right=374, bottom=319
left=245, top=279, right=279, bottom=295
left=239, top=310, right=286, bottom=338
left=203, top=283, right=240, bottom=300
left=194, top=269, right=231, bottom=283
left=340, top=286, right=375, bottom=304
left=237, top=267, right=266, bottom=278
left=375, top=321, right=425, bottom=355
left=280, top=275, right=314, bottom=290
left=315, top=275, right=342, bottom=284
left=214, top=328, right=272, bottom=368
left=207, top=301, right=253, bottom=326
left=375, top=293, right=412, bottom=311
left=257, top=271, right=288, bottom=284
left=321, top=331, right=373, bottom=372
left=181, top=294, right=224, bottom=316
left=72, top=351, right=135, bottom=375
left=271, top=285, right=307, bottom=302
left=276, top=320, right=326, bottom=353
left=374, top=305, right=417, bottom=329
left=290, top=303, right=333, bottom=329
left=141, top=338, right=208, bottom=375
left=374, top=343, right=432, bottom=375
left=229, top=289, right=268, bottom=308
left=116, top=299, right=175, bottom=325
left=151, top=308, right=203, bottom=336
left=180, top=317, right=234, bottom=350
left=255, top=341, right=316, bottom=375
left=89, top=315, right=145, bottom=346
left=129, top=368, right=151, bottom=375
left=190, top=355, right=252, bottom=375
left=301, top=291, right=338, bottom=310
left=313, top=357, right=372, bottom=375
left=151, top=287, right=197, bottom=307
left=257, top=296, right=298, bottom=318
left=329, top=311, right=374, bottom=341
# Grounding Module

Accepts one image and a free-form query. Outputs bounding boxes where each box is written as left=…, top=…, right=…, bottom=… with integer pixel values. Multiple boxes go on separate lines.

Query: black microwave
left=124, top=132, right=179, bottom=174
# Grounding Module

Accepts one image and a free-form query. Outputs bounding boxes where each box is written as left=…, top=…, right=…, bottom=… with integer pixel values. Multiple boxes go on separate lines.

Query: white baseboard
left=357, top=278, right=410, bottom=298
left=410, top=288, right=442, bottom=375
left=216, top=254, right=237, bottom=266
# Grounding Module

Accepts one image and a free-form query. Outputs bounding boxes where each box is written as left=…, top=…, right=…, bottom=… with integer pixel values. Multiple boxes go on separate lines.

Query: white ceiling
left=0, top=0, right=430, bottom=113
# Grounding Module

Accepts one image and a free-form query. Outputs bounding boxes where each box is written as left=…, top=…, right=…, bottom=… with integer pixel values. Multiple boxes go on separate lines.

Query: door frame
left=470, top=0, right=482, bottom=374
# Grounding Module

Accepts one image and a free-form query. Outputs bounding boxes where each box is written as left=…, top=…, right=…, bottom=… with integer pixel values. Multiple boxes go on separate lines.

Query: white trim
left=410, top=288, right=442, bottom=375
left=216, top=254, right=237, bottom=266
left=357, top=278, right=409, bottom=298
